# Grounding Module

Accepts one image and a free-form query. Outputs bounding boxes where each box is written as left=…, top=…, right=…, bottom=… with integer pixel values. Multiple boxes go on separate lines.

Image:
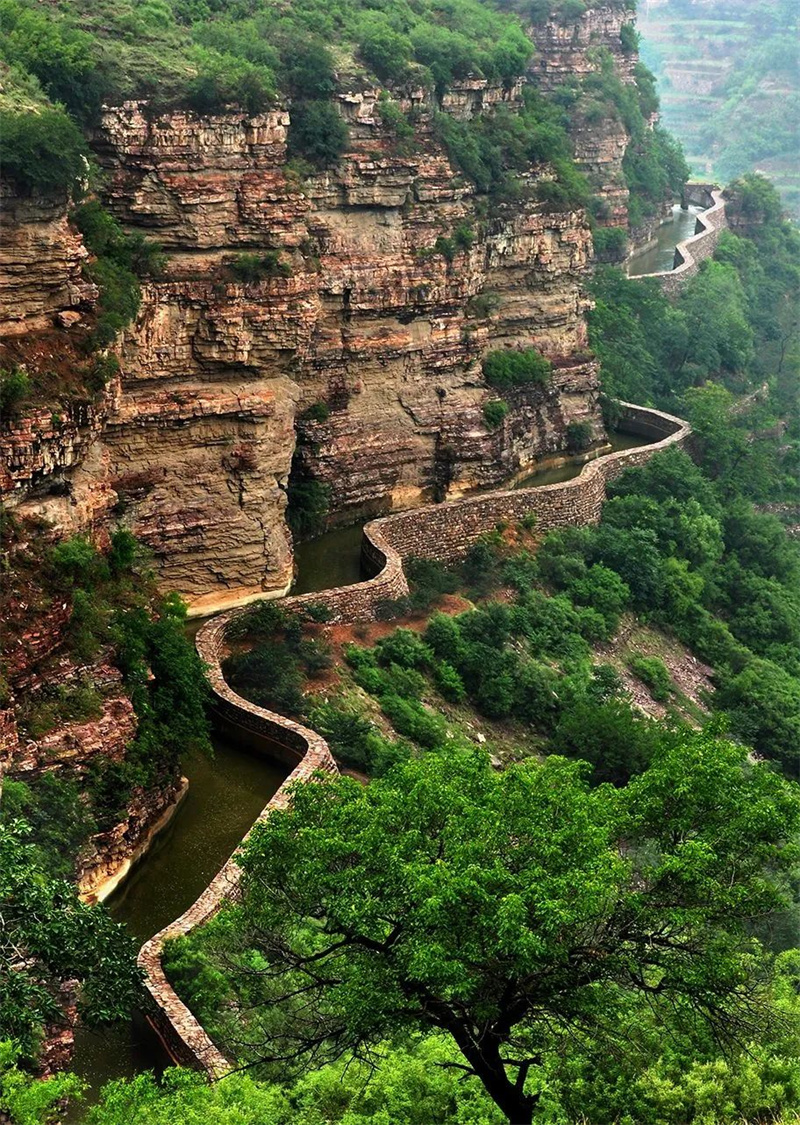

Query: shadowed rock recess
left=139, top=400, right=689, bottom=1071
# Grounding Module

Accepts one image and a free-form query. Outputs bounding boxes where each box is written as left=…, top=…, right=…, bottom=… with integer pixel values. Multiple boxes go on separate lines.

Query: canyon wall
left=2, top=82, right=603, bottom=614
left=528, top=5, right=640, bottom=229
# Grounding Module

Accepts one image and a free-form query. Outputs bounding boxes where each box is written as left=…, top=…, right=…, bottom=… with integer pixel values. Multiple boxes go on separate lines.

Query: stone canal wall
left=637, top=185, right=728, bottom=294
left=137, top=669, right=337, bottom=1074
left=140, top=399, right=688, bottom=1074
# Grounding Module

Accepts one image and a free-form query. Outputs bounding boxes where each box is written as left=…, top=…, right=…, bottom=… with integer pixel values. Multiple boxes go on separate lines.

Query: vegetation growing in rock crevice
left=72, top=200, right=165, bottom=350
left=482, top=347, right=552, bottom=390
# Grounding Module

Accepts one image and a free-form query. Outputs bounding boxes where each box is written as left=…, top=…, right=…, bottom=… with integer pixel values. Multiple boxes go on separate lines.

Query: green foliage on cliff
left=0, top=107, right=88, bottom=196
left=227, top=251, right=291, bottom=282
left=72, top=200, right=165, bottom=349
left=0, top=368, right=32, bottom=424
left=483, top=398, right=509, bottom=429
left=0, top=821, right=141, bottom=1062
left=0, top=774, right=96, bottom=881
left=623, top=124, right=689, bottom=226
left=0, top=0, right=532, bottom=121
left=0, top=1042, right=84, bottom=1125
left=553, top=44, right=689, bottom=225
left=0, top=0, right=597, bottom=200
left=483, top=347, right=552, bottom=389
left=8, top=526, right=213, bottom=838
left=434, top=89, right=589, bottom=204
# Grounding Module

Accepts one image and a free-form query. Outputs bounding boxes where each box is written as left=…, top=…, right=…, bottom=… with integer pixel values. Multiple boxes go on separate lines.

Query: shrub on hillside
left=483, top=348, right=552, bottom=391
left=628, top=654, right=673, bottom=703
left=288, top=101, right=348, bottom=167
left=566, top=420, right=594, bottom=452
left=0, top=108, right=87, bottom=196
left=0, top=367, right=32, bottom=423
left=227, top=251, right=290, bottom=282
left=483, top=399, right=509, bottom=429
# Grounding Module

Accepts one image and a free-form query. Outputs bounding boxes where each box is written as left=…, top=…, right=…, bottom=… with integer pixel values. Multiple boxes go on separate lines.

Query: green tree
left=0, top=108, right=87, bottom=196
left=0, top=1041, right=83, bottom=1125
left=288, top=101, right=348, bottom=167
left=211, top=737, right=798, bottom=1125
left=0, top=821, right=141, bottom=1061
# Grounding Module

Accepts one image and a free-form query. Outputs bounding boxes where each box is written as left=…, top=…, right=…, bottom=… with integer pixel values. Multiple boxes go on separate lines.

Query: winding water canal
left=68, top=427, right=651, bottom=1111
left=626, top=203, right=703, bottom=277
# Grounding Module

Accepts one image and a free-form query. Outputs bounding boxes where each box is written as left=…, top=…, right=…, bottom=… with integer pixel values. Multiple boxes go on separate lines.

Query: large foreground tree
left=227, top=733, right=799, bottom=1125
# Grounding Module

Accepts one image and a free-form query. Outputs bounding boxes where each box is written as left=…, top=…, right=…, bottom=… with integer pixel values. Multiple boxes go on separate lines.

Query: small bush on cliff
left=483, top=399, right=509, bottom=429
left=288, top=101, right=348, bottom=168
left=73, top=200, right=165, bottom=350
left=483, top=348, right=552, bottom=390
left=592, top=225, right=628, bottom=261
left=0, top=107, right=87, bottom=196
left=73, top=201, right=165, bottom=278
left=0, top=367, right=32, bottom=424
left=185, top=52, right=275, bottom=116
left=566, top=419, right=594, bottom=452
left=628, top=654, right=673, bottom=703
left=298, top=401, right=330, bottom=424
left=227, top=251, right=290, bottom=283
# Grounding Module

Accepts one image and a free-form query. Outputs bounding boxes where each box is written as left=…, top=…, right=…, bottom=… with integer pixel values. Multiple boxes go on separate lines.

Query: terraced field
left=639, top=0, right=799, bottom=215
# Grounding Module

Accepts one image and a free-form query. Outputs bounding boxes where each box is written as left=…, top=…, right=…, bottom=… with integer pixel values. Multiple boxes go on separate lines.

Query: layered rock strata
left=90, top=89, right=600, bottom=610
left=2, top=88, right=603, bottom=613
left=527, top=6, right=641, bottom=228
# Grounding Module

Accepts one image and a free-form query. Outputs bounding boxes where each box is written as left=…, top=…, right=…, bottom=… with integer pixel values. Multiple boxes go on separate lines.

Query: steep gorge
left=0, top=1, right=664, bottom=898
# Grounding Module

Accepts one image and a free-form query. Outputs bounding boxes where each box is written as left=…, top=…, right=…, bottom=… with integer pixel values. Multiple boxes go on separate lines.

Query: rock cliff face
left=2, top=81, right=603, bottom=612
left=527, top=6, right=639, bottom=228
left=94, top=88, right=599, bottom=608
left=0, top=185, right=96, bottom=340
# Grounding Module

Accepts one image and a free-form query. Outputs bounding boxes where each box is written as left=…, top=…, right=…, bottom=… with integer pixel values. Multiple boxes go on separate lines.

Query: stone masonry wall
left=637, top=187, right=728, bottom=294
left=140, top=402, right=688, bottom=1074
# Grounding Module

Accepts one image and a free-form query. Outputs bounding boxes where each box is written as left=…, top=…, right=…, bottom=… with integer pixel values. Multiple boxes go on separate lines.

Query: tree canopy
left=174, top=738, right=799, bottom=1125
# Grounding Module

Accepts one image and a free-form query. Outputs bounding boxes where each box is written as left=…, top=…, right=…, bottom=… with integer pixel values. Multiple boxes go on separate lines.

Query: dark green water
left=292, top=521, right=367, bottom=596
left=626, top=204, right=703, bottom=276
left=69, top=736, right=286, bottom=1112
left=513, top=429, right=649, bottom=490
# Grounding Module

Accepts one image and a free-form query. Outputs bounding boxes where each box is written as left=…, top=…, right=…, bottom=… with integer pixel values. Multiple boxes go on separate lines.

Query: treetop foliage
left=0, top=820, right=141, bottom=1062
left=167, top=737, right=799, bottom=1124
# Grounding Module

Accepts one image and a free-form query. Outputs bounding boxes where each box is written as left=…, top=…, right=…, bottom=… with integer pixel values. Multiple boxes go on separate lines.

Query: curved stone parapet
left=137, top=686, right=337, bottom=1074
left=635, top=186, right=728, bottom=294
left=140, top=400, right=689, bottom=1073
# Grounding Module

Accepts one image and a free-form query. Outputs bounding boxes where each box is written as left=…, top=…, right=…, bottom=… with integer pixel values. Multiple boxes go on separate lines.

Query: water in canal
left=513, top=429, right=649, bottom=489
left=626, top=204, right=703, bottom=277
left=290, top=431, right=652, bottom=592
left=292, top=522, right=367, bottom=595
left=69, top=735, right=286, bottom=1114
